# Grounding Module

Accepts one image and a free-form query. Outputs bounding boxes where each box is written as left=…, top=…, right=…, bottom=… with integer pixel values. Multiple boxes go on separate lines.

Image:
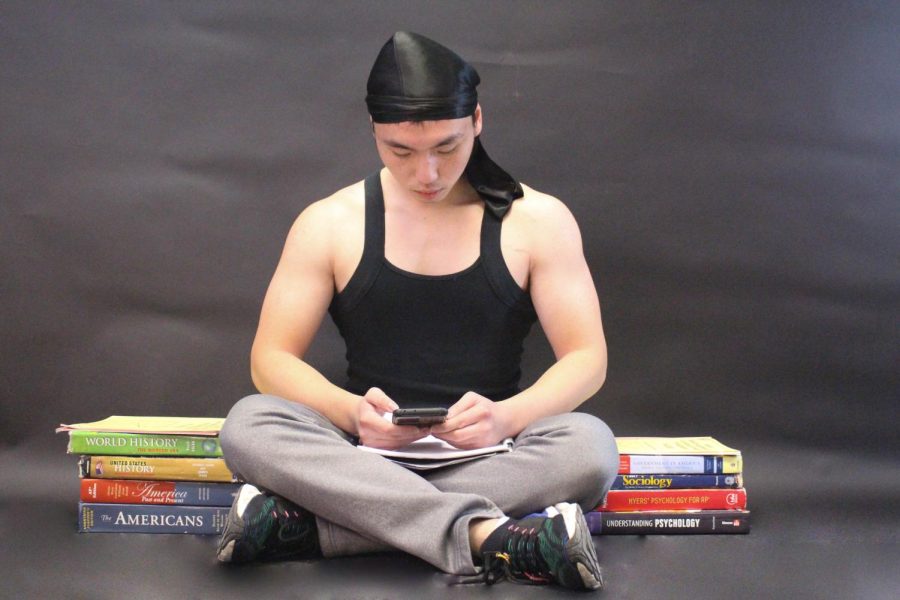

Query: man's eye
left=393, top=151, right=412, bottom=158
left=437, top=146, right=457, bottom=155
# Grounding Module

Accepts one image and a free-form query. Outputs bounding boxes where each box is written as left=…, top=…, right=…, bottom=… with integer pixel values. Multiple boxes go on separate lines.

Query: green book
left=67, top=430, right=223, bottom=457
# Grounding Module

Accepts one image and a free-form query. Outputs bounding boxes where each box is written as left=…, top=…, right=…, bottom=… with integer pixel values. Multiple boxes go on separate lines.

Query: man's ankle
left=468, top=516, right=508, bottom=557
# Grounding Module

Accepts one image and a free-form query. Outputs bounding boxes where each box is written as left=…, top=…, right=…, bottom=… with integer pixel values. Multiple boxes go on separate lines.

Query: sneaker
left=216, top=484, right=320, bottom=563
left=481, top=502, right=604, bottom=590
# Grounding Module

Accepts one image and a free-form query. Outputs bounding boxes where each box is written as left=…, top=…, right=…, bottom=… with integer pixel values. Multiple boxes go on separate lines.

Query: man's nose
left=415, top=153, right=439, bottom=184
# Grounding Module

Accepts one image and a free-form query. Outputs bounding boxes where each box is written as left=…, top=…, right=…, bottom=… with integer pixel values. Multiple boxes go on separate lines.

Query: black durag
left=365, top=31, right=523, bottom=219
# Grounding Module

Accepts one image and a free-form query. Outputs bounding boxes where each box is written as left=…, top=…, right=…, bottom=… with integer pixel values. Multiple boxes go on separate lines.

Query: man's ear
left=369, top=116, right=375, bottom=134
left=473, top=104, right=483, bottom=137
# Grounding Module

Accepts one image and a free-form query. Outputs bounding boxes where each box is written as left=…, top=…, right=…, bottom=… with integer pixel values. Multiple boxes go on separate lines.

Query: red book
left=80, top=478, right=240, bottom=506
left=597, top=488, right=747, bottom=511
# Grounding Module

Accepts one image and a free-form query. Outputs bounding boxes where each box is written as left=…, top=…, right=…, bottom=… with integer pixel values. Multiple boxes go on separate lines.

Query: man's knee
left=539, top=412, right=619, bottom=509
left=219, top=393, right=296, bottom=474
left=220, top=394, right=273, bottom=454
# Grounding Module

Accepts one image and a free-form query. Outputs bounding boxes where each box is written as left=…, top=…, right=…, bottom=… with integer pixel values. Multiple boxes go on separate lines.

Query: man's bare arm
left=497, top=192, right=607, bottom=432
left=249, top=199, right=364, bottom=434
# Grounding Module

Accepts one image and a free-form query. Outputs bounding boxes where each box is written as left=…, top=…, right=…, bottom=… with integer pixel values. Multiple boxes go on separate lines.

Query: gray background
left=4, top=1, right=896, bottom=451
left=1, top=2, right=898, bottom=598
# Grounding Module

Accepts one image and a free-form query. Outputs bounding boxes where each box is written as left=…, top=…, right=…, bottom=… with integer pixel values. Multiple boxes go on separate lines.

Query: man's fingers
left=446, top=392, right=479, bottom=418
left=432, top=428, right=479, bottom=450
left=434, top=407, right=478, bottom=432
left=366, top=427, right=431, bottom=450
left=433, top=414, right=467, bottom=433
left=441, top=399, right=490, bottom=432
left=364, top=387, right=399, bottom=413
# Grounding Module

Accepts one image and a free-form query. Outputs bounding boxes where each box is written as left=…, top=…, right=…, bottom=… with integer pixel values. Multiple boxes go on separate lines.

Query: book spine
left=587, top=510, right=750, bottom=535
left=78, top=502, right=229, bottom=534
left=598, top=488, right=747, bottom=511
left=68, top=431, right=222, bottom=457
left=78, top=455, right=237, bottom=482
left=611, top=474, right=743, bottom=490
left=80, top=479, right=240, bottom=506
left=618, top=454, right=742, bottom=474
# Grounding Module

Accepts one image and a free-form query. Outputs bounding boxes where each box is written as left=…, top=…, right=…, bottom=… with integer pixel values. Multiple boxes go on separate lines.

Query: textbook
left=618, top=454, right=742, bottom=474
left=615, top=437, right=740, bottom=455
left=358, top=435, right=514, bottom=470
left=586, top=509, right=750, bottom=535
left=80, top=479, right=240, bottom=506
left=616, top=437, right=742, bottom=475
left=597, top=488, right=747, bottom=511
left=57, top=415, right=224, bottom=436
left=610, top=474, right=742, bottom=490
left=78, top=502, right=229, bottom=534
left=78, top=455, right=238, bottom=482
left=66, top=430, right=223, bottom=457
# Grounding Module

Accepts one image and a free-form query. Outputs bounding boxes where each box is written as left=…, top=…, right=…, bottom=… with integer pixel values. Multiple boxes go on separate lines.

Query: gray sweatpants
left=219, top=394, right=619, bottom=575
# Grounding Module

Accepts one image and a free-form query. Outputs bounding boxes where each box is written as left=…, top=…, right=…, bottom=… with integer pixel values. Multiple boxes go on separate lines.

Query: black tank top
left=328, top=173, right=537, bottom=409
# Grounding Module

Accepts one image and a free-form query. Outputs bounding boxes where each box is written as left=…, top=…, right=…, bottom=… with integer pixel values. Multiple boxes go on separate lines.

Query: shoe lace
left=272, top=501, right=306, bottom=537
left=482, top=522, right=555, bottom=586
left=261, top=498, right=318, bottom=558
left=244, top=496, right=279, bottom=545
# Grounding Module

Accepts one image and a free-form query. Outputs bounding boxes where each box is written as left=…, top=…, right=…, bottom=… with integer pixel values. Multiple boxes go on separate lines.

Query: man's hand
left=356, top=388, right=432, bottom=450
left=430, top=392, right=512, bottom=449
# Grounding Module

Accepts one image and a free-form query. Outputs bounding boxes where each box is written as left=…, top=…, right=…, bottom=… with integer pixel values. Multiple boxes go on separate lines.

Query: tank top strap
left=480, top=211, right=537, bottom=314
left=332, top=173, right=385, bottom=312
left=364, top=171, right=386, bottom=259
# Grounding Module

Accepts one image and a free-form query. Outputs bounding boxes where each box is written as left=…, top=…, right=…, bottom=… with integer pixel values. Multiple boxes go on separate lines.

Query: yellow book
left=58, top=415, right=225, bottom=436
left=615, top=436, right=740, bottom=456
left=78, top=455, right=237, bottom=482
left=615, top=437, right=742, bottom=475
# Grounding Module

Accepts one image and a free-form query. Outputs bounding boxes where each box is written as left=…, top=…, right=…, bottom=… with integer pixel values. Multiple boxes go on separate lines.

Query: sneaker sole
left=554, top=503, right=604, bottom=590
left=216, top=484, right=263, bottom=563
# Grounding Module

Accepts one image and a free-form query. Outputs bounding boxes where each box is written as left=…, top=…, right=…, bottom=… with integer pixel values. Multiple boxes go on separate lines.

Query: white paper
left=358, top=435, right=513, bottom=460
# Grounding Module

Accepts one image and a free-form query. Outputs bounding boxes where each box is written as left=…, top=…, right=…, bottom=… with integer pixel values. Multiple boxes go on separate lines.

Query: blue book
left=619, top=453, right=742, bottom=474
left=610, top=473, right=743, bottom=490
left=78, top=502, right=229, bottom=534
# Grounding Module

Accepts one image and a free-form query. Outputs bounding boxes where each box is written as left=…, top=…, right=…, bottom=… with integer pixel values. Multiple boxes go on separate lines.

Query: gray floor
left=3, top=437, right=898, bottom=599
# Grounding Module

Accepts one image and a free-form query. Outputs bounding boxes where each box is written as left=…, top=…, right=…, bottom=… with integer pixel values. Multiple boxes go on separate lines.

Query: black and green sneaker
left=216, top=484, right=320, bottom=563
left=481, top=503, right=603, bottom=590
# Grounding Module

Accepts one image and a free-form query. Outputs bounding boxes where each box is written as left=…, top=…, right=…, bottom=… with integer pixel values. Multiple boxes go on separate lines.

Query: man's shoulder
left=517, top=183, right=566, bottom=210
left=510, top=185, right=586, bottom=268
left=282, top=180, right=365, bottom=256
left=296, top=180, right=365, bottom=226
left=510, top=183, right=580, bottom=233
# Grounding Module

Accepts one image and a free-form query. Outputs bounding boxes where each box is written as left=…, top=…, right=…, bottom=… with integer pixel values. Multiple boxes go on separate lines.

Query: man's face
left=372, top=107, right=482, bottom=204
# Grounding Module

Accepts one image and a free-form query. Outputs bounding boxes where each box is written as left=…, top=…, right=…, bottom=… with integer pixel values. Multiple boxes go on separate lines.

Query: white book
left=358, top=435, right=514, bottom=470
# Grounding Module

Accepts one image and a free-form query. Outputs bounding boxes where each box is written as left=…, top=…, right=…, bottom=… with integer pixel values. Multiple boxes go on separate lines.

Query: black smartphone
left=391, top=407, right=448, bottom=426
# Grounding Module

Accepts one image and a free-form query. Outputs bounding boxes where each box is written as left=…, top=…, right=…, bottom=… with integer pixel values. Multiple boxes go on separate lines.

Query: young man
left=216, top=32, right=619, bottom=590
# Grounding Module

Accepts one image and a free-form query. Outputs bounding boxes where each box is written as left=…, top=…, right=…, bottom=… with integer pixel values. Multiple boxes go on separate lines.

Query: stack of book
left=57, top=416, right=240, bottom=535
left=587, top=436, right=750, bottom=535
